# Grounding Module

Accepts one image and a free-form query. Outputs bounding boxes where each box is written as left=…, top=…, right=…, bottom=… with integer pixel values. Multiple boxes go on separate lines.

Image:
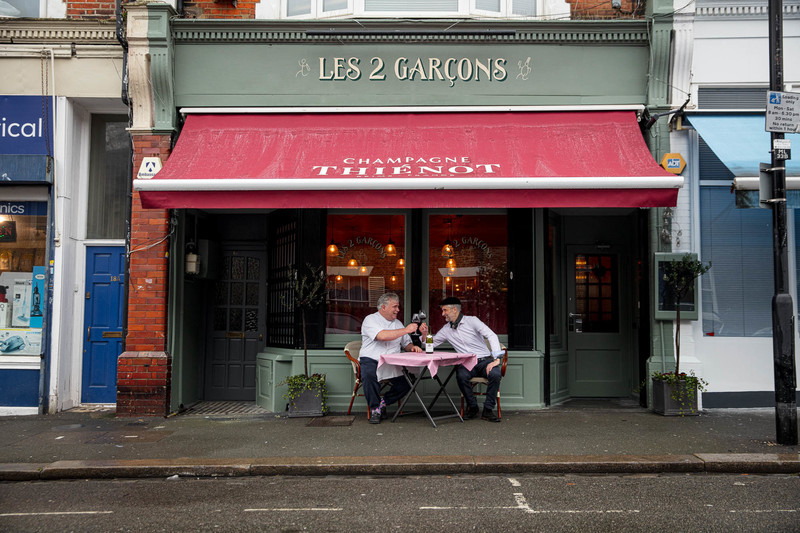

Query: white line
left=244, top=508, right=343, bottom=512
left=0, top=511, right=114, bottom=517
left=508, top=478, right=521, bottom=487
left=730, top=509, right=799, bottom=514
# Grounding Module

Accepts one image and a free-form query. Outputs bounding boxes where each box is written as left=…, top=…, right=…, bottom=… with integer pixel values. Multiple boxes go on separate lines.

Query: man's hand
left=410, top=345, right=423, bottom=353
left=418, top=323, right=429, bottom=336
left=486, top=359, right=500, bottom=376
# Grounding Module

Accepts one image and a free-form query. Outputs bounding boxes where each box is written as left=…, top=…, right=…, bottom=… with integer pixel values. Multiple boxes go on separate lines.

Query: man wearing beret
left=429, top=296, right=504, bottom=422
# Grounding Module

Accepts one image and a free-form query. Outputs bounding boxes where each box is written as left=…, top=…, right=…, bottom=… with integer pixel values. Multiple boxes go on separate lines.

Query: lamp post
left=768, top=0, right=798, bottom=445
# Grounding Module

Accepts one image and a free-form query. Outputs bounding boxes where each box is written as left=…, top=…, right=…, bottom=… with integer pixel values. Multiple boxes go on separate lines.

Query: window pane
left=1, top=1, right=40, bottom=17
left=87, top=117, right=128, bottom=239
left=326, top=214, right=405, bottom=335
left=323, top=0, right=348, bottom=11
left=365, top=0, right=458, bottom=11
left=428, top=214, right=507, bottom=335
left=512, top=0, right=535, bottom=15
left=287, top=0, right=312, bottom=16
left=476, top=0, right=501, bottom=11
left=700, top=186, right=773, bottom=336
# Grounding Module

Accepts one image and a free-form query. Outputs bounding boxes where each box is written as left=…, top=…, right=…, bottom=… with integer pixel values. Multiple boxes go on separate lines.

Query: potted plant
left=651, top=253, right=711, bottom=416
left=281, top=263, right=329, bottom=417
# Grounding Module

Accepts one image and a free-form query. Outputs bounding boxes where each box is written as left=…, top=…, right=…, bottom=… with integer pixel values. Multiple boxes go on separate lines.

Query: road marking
left=0, top=511, right=114, bottom=517
left=422, top=494, right=639, bottom=515
left=508, top=478, right=521, bottom=487
left=244, top=508, right=343, bottom=512
left=730, top=509, right=799, bottom=514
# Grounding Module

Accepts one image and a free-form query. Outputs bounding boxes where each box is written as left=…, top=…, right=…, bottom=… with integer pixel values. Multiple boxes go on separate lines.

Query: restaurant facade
left=122, top=1, right=684, bottom=417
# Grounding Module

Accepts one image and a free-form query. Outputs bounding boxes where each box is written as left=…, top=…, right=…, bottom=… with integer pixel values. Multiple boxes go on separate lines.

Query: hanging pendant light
left=347, top=256, right=358, bottom=269
left=335, top=274, right=343, bottom=283
left=396, top=257, right=405, bottom=269
left=326, top=239, right=339, bottom=257
left=359, top=265, right=368, bottom=274
left=385, top=216, right=397, bottom=257
left=390, top=272, right=397, bottom=283
left=445, top=257, right=457, bottom=269
left=326, top=216, right=339, bottom=257
left=441, top=218, right=454, bottom=258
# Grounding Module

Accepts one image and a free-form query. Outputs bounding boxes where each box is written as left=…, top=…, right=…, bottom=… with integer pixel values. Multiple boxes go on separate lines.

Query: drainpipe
left=117, top=0, right=132, bottom=353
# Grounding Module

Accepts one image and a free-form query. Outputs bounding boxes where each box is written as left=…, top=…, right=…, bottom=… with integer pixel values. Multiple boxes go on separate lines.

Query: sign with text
left=0, top=95, right=54, bottom=155
left=766, top=91, right=800, bottom=133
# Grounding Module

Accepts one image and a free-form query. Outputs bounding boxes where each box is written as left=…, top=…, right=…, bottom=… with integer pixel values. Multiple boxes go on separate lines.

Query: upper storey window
left=284, top=0, right=538, bottom=18
left=0, top=0, right=41, bottom=17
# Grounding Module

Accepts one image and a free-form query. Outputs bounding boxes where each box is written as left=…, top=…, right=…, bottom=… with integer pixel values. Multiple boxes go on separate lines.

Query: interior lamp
left=385, top=239, right=397, bottom=257
left=396, top=257, right=405, bottom=269
left=441, top=239, right=454, bottom=258
left=326, top=239, right=339, bottom=257
left=347, top=257, right=358, bottom=268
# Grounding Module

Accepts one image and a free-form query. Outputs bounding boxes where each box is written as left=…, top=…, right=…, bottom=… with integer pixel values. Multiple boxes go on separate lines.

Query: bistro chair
left=345, top=341, right=391, bottom=418
left=461, top=343, right=508, bottom=419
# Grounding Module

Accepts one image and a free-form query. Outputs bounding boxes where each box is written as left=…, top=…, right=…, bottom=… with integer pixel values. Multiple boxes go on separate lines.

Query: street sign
left=660, top=153, right=685, bottom=174
left=773, top=138, right=791, bottom=160
left=766, top=91, right=800, bottom=133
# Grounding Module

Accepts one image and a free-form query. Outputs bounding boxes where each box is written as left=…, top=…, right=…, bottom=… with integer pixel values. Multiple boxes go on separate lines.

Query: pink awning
left=134, top=111, right=681, bottom=209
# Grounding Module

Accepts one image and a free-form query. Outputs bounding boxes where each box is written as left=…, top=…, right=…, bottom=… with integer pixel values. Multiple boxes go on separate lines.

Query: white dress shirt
left=432, top=314, right=503, bottom=359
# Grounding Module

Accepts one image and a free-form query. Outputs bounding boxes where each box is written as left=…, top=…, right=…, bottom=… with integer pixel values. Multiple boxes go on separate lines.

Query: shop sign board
left=660, top=153, right=685, bottom=174
left=766, top=91, right=800, bottom=133
left=0, top=95, right=54, bottom=155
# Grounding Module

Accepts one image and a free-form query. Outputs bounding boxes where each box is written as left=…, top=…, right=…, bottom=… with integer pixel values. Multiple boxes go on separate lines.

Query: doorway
left=561, top=211, right=639, bottom=399
left=203, top=246, right=266, bottom=401
left=82, top=246, right=125, bottom=404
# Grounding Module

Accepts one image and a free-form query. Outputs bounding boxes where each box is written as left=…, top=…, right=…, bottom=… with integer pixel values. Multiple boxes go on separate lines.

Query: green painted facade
left=140, top=3, right=676, bottom=414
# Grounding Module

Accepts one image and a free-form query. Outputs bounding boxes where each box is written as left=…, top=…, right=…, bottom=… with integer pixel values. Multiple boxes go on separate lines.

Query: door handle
left=568, top=313, right=583, bottom=333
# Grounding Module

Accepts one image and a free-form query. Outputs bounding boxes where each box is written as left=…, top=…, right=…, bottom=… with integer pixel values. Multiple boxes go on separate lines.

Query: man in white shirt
left=360, top=292, right=423, bottom=424
left=430, top=296, right=503, bottom=422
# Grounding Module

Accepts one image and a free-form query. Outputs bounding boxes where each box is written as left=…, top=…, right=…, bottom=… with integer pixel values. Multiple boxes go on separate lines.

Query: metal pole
left=768, top=0, right=798, bottom=445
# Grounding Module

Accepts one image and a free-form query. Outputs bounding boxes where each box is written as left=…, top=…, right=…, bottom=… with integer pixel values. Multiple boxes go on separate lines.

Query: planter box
left=287, top=386, right=325, bottom=418
left=652, top=378, right=699, bottom=416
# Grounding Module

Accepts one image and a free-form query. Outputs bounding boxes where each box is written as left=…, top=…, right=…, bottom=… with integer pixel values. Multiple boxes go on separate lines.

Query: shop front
left=122, top=4, right=681, bottom=416
left=0, top=95, right=54, bottom=415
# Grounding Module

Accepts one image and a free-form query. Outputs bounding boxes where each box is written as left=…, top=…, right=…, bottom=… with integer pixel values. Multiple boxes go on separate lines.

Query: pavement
left=1, top=399, right=800, bottom=481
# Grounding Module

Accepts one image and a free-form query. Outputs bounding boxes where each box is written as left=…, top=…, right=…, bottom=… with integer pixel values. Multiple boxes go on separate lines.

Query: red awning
left=134, top=111, right=681, bottom=209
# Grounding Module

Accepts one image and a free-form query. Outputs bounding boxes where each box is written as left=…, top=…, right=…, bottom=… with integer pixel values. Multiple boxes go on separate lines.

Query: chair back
left=484, top=340, right=508, bottom=377
left=344, top=340, right=362, bottom=378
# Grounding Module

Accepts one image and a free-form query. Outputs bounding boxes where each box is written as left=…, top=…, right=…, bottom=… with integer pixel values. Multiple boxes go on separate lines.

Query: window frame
left=283, top=0, right=540, bottom=19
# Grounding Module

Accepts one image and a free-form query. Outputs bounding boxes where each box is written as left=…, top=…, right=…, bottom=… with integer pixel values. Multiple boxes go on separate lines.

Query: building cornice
left=0, top=20, right=118, bottom=44
left=172, top=19, right=650, bottom=44
left=696, top=1, right=800, bottom=20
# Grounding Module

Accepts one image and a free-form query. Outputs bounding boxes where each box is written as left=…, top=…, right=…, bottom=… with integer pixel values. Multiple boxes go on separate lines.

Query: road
left=2, top=473, right=799, bottom=532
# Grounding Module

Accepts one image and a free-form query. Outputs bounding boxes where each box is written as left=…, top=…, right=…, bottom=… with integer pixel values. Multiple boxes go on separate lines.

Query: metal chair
left=344, top=341, right=364, bottom=415
left=461, top=343, right=508, bottom=419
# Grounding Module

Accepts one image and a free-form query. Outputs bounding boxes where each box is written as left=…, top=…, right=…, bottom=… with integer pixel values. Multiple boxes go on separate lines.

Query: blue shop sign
left=0, top=96, right=54, bottom=183
left=0, top=201, right=48, bottom=217
left=0, top=95, right=54, bottom=155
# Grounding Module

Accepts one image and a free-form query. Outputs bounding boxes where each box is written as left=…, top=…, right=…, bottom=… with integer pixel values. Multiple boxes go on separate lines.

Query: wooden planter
left=287, top=385, right=325, bottom=418
left=652, top=378, right=699, bottom=416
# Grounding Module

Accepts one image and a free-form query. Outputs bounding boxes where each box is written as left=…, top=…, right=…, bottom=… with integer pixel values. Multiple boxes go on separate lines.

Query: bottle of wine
left=425, top=332, right=434, bottom=354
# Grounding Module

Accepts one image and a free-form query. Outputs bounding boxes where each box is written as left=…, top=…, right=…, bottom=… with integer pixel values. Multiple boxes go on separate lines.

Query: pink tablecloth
left=378, top=352, right=477, bottom=380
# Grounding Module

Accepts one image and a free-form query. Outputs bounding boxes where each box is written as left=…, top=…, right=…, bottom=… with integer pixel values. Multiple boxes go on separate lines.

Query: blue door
left=82, top=246, right=125, bottom=403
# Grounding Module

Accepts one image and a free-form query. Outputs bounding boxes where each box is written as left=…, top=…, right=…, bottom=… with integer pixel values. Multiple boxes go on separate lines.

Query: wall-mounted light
left=185, top=241, right=200, bottom=276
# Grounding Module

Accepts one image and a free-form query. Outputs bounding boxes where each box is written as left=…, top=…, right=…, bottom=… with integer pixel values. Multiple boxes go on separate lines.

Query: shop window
left=0, top=202, right=48, bottom=356
left=86, top=116, right=128, bottom=240
left=326, top=214, right=405, bottom=335
left=428, top=214, right=507, bottom=335
left=700, top=185, right=773, bottom=337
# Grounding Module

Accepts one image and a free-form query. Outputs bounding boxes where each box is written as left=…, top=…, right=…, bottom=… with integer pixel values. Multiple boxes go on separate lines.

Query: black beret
left=439, top=297, right=461, bottom=306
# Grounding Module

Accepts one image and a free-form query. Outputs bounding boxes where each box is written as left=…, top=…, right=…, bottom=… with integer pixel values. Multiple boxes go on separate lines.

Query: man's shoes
left=481, top=408, right=501, bottom=423
left=464, top=405, right=480, bottom=420
left=379, top=397, right=388, bottom=420
left=369, top=408, right=382, bottom=424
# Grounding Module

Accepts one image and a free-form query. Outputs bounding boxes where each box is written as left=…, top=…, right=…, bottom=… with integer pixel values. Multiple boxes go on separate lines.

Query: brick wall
left=182, top=1, right=258, bottom=19
left=566, top=0, right=645, bottom=19
left=117, top=352, right=171, bottom=417
left=67, top=1, right=117, bottom=19
left=117, top=133, right=173, bottom=417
